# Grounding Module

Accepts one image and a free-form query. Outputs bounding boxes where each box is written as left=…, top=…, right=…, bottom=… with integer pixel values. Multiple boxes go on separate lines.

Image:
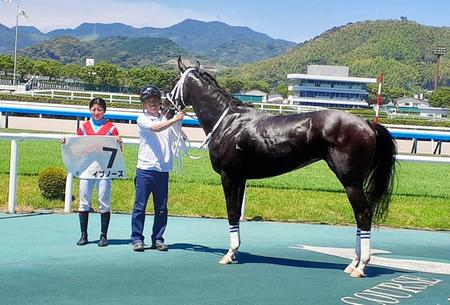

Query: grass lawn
left=0, top=134, right=449, bottom=230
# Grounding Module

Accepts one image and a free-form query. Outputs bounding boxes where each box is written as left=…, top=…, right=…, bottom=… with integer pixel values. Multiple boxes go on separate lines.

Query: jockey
left=75, top=97, right=122, bottom=247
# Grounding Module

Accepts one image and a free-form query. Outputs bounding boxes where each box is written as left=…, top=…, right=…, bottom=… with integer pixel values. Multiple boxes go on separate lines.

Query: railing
left=0, top=100, right=200, bottom=127
left=23, top=90, right=141, bottom=104
left=14, top=89, right=326, bottom=114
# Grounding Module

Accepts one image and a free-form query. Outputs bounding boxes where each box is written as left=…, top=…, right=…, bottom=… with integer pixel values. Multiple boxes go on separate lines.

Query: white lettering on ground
left=340, top=275, right=442, bottom=305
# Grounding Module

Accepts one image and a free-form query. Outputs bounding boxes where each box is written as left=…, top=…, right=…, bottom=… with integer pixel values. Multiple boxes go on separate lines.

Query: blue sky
left=0, top=0, right=449, bottom=42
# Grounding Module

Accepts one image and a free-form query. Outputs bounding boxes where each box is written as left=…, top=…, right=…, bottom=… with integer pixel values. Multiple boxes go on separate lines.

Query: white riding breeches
left=78, top=179, right=112, bottom=213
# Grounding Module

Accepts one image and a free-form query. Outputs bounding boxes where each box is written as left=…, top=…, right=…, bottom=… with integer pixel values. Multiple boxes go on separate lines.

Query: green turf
left=0, top=138, right=449, bottom=229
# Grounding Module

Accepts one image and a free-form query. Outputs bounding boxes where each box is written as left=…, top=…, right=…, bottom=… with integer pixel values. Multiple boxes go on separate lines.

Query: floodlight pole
left=433, top=46, right=447, bottom=91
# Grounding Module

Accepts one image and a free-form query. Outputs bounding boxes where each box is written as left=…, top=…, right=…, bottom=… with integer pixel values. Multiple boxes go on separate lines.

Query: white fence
left=22, top=89, right=141, bottom=104
left=14, top=89, right=326, bottom=114
left=1, top=132, right=450, bottom=215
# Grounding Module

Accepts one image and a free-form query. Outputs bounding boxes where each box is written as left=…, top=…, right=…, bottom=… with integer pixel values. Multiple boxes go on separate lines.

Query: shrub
left=38, top=167, right=67, bottom=200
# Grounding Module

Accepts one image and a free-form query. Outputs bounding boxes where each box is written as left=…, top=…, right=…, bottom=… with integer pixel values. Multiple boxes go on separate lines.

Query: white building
left=287, top=65, right=377, bottom=108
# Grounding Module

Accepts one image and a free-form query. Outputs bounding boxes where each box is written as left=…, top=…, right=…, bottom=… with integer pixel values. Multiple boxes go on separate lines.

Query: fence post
left=8, top=140, right=18, bottom=214
left=51, top=90, right=54, bottom=99
left=64, top=172, right=73, bottom=213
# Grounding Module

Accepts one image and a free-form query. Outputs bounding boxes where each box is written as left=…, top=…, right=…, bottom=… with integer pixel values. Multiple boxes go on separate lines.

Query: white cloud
left=0, top=0, right=215, bottom=32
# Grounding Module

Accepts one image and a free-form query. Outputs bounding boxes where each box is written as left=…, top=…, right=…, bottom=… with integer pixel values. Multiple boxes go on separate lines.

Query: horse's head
left=177, top=57, right=200, bottom=73
left=170, top=57, right=248, bottom=115
left=166, top=58, right=203, bottom=110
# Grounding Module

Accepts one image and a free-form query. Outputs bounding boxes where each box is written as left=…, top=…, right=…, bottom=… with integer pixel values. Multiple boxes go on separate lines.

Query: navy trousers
left=131, top=168, right=169, bottom=244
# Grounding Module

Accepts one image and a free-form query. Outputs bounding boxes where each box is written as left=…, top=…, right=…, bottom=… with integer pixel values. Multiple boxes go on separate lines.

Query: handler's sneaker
left=133, top=242, right=145, bottom=252
left=98, top=234, right=108, bottom=247
left=151, top=241, right=168, bottom=251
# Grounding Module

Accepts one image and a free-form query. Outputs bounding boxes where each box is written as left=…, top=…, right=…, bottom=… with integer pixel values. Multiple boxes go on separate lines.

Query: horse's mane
left=197, top=70, right=253, bottom=109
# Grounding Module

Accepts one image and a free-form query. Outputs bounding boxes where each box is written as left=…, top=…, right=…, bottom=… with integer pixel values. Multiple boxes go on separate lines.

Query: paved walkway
left=0, top=213, right=449, bottom=305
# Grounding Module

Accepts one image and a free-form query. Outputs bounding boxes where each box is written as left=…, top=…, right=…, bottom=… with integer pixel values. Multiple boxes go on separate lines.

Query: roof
left=287, top=73, right=377, bottom=84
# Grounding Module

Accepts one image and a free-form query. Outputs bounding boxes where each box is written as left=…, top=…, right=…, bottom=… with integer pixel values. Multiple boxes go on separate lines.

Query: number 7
left=103, top=147, right=118, bottom=168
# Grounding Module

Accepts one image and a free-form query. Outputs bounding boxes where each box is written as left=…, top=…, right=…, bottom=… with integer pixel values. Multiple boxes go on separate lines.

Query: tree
left=367, top=84, right=408, bottom=104
left=218, top=77, right=245, bottom=93
left=277, top=84, right=289, bottom=98
left=428, top=87, right=450, bottom=108
left=0, top=55, right=14, bottom=72
left=61, top=64, right=83, bottom=79
left=244, top=80, right=270, bottom=92
left=31, top=59, right=63, bottom=77
left=93, top=61, right=121, bottom=88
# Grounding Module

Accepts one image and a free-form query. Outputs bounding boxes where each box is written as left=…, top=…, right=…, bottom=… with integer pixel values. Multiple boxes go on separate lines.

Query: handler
left=131, top=85, right=184, bottom=252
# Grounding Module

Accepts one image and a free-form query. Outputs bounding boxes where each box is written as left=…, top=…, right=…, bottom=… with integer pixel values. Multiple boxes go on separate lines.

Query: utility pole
left=13, top=3, right=19, bottom=86
left=433, top=46, right=447, bottom=91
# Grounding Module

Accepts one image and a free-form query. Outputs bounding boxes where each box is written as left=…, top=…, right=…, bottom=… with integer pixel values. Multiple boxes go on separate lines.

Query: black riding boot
left=77, top=211, right=89, bottom=246
left=98, top=212, right=110, bottom=247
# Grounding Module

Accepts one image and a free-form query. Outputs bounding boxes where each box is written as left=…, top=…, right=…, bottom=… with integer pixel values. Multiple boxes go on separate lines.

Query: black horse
left=171, top=58, right=396, bottom=277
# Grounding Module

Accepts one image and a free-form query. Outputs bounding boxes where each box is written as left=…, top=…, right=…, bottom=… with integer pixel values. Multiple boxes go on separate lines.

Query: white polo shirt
left=136, top=112, right=175, bottom=172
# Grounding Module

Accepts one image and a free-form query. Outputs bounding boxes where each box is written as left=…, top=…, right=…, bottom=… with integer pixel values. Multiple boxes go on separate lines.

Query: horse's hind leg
left=344, top=184, right=373, bottom=278
left=219, top=171, right=246, bottom=265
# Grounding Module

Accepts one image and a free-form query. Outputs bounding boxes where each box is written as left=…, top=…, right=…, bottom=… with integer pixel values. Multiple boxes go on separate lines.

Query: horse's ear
left=178, top=57, right=187, bottom=72
left=195, top=61, right=200, bottom=70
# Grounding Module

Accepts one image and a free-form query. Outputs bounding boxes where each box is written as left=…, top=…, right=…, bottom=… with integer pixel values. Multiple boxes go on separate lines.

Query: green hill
left=19, top=36, right=199, bottom=68
left=1, top=19, right=295, bottom=66
left=227, top=20, right=450, bottom=91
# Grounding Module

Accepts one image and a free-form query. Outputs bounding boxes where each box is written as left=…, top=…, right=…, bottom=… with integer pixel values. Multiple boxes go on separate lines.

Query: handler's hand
left=173, top=112, right=185, bottom=122
left=61, top=137, right=66, bottom=144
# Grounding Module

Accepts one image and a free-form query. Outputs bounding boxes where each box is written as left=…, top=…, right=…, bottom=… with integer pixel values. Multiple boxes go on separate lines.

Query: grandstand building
left=287, top=65, right=376, bottom=108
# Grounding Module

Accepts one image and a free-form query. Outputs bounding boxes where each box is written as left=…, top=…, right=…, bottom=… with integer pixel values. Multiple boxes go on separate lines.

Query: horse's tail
left=365, top=121, right=397, bottom=222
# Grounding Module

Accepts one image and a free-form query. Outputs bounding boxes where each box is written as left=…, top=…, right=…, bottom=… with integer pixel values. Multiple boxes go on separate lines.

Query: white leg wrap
left=229, top=224, right=240, bottom=250
left=219, top=224, right=240, bottom=265
left=351, top=230, right=371, bottom=277
left=345, top=228, right=361, bottom=273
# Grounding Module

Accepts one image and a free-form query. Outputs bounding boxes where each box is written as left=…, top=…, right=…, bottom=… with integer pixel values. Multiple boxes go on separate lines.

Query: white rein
left=166, top=68, right=229, bottom=165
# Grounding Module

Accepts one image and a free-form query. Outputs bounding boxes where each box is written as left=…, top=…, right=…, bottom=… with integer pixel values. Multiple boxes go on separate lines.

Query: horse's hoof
left=350, top=269, right=365, bottom=278
left=344, top=265, right=355, bottom=274
left=219, top=256, right=233, bottom=265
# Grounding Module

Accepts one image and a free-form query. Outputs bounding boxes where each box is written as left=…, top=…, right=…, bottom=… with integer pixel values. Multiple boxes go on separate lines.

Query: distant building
left=233, top=89, right=267, bottom=103
left=267, top=94, right=285, bottom=104
left=394, top=97, right=429, bottom=108
left=287, top=65, right=377, bottom=108
left=392, top=97, right=448, bottom=118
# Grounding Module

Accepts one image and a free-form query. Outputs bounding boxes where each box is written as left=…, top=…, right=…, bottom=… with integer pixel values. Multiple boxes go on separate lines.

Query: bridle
left=165, top=68, right=196, bottom=112
left=165, top=68, right=230, bottom=156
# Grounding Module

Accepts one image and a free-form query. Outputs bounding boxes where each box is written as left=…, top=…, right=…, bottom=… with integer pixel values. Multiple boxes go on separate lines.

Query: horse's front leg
left=219, top=171, right=246, bottom=265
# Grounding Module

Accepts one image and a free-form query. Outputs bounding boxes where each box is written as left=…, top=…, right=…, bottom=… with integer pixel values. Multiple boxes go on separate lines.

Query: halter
left=166, top=68, right=230, bottom=161
left=165, top=68, right=196, bottom=111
